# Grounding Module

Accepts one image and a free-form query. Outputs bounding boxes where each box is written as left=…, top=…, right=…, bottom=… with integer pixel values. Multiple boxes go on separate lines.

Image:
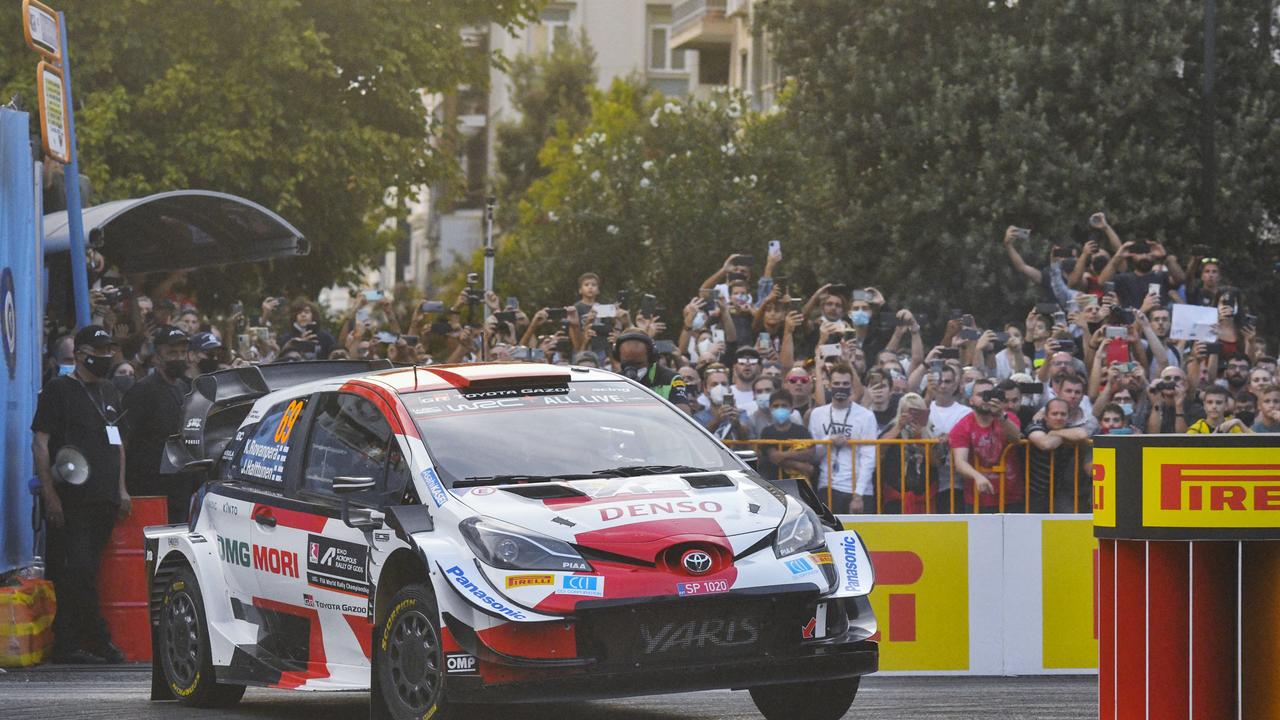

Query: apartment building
left=404, top=0, right=777, bottom=289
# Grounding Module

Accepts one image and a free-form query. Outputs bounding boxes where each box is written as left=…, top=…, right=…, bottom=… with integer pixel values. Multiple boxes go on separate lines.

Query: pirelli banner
left=839, top=514, right=1097, bottom=676
left=1092, top=434, right=1280, bottom=540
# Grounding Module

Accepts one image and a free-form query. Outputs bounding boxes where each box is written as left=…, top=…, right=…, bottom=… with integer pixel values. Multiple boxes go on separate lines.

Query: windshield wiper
left=454, top=473, right=600, bottom=489
left=590, top=465, right=709, bottom=478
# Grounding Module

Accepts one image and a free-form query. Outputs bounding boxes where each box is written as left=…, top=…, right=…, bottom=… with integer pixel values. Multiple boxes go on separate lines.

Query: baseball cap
left=153, top=325, right=188, bottom=346
left=189, top=332, right=223, bottom=352
left=74, top=325, right=116, bottom=350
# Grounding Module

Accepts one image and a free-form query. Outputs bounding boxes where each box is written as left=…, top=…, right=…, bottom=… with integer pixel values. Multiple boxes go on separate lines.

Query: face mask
left=1237, top=410, right=1257, bottom=427
left=708, top=384, right=728, bottom=404
left=850, top=310, right=871, bottom=326
left=621, top=364, right=647, bottom=382
left=755, top=393, right=771, bottom=411
left=1109, top=426, right=1135, bottom=435
left=163, top=358, right=189, bottom=378
left=112, top=376, right=135, bottom=394
left=691, top=312, right=707, bottom=331
left=57, top=363, right=75, bottom=377
left=963, top=381, right=975, bottom=398
left=697, top=338, right=713, bottom=356
left=1119, top=402, right=1134, bottom=416
left=82, top=353, right=113, bottom=379
left=830, top=388, right=851, bottom=403
left=197, top=357, right=221, bottom=374
left=771, top=407, right=792, bottom=425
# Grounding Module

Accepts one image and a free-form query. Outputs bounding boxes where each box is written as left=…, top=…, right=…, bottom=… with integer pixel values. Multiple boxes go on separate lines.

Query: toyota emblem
left=681, top=550, right=713, bottom=575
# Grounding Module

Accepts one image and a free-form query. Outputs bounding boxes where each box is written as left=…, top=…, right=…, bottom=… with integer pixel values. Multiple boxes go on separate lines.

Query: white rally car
left=144, top=361, right=877, bottom=720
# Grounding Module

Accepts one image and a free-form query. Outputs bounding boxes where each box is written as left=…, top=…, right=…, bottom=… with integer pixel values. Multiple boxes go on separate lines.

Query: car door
left=253, top=391, right=411, bottom=676
left=203, top=398, right=309, bottom=624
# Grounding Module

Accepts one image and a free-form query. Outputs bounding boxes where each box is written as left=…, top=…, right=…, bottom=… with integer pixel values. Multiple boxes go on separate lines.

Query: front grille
left=575, top=591, right=812, bottom=667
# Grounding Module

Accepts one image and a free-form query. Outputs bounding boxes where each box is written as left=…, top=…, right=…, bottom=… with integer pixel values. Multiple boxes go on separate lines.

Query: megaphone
left=52, top=446, right=89, bottom=486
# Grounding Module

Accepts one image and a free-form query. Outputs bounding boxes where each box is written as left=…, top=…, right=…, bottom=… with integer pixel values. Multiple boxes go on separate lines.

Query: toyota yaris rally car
left=144, top=360, right=877, bottom=720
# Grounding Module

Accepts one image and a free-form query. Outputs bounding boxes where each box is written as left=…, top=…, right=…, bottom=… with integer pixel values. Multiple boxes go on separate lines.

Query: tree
left=496, top=79, right=830, bottom=316
left=1, top=0, right=538, bottom=304
left=758, top=0, right=1280, bottom=328
left=494, top=32, right=597, bottom=228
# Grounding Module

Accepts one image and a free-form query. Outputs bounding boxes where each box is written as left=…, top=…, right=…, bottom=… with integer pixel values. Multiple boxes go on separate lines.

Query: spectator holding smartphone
left=278, top=301, right=335, bottom=360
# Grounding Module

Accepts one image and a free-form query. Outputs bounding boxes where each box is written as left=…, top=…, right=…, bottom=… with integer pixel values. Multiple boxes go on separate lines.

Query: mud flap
left=150, top=629, right=175, bottom=701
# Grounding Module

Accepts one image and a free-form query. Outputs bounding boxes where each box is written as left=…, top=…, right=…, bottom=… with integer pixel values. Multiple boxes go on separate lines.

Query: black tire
left=750, top=676, right=860, bottom=720
left=157, top=567, right=246, bottom=708
left=375, top=583, right=451, bottom=720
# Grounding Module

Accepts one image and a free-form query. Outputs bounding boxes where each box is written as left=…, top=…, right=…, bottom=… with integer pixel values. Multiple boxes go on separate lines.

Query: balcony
left=671, top=0, right=734, bottom=52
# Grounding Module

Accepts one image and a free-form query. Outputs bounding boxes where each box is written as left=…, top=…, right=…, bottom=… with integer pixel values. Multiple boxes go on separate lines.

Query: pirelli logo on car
left=1142, top=447, right=1280, bottom=528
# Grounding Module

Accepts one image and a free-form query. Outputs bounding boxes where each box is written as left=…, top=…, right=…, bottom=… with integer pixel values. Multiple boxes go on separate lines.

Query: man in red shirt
left=949, top=378, right=1023, bottom=512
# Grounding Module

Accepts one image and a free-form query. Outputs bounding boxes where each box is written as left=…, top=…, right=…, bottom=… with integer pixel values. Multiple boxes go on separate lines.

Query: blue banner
left=0, top=108, right=41, bottom=574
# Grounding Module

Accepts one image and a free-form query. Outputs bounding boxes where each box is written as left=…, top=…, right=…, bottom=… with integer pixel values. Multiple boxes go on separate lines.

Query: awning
left=43, top=190, right=308, bottom=273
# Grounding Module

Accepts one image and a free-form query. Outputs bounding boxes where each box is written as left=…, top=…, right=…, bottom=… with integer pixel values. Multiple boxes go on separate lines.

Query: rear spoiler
left=161, top=359, right=393, bottom=474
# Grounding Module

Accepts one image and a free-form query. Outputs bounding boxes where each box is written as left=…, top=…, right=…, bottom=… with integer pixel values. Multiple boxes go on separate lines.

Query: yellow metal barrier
left=726, top=437, right=1093, bottom=515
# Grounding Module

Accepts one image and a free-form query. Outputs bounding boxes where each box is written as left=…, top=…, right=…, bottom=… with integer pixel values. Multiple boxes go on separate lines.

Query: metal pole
left=58, top=12, right=90, bottom=329
left=483, top=195, right=496, bottom=308
left=1201, top=0, right=1216, bottom=247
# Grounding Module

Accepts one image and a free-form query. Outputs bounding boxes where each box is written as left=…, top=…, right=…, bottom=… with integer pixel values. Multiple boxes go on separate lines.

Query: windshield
left=407, top=380, right=741, bottom=486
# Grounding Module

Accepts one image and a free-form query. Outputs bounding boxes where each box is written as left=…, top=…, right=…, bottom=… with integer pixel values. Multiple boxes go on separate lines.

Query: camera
left=1154, top=380, right=1177, bottom=392
left=494, top=311, right=518, bottom=323
left=980, top=388, right=1003, bottom=404
left=421, top=300, right=446, bottom=313
left=101, top=285, right=133, bottom=304
left=590, top=321, right=611, bottom=336
left=1109, top=306, right=1135, bottom=325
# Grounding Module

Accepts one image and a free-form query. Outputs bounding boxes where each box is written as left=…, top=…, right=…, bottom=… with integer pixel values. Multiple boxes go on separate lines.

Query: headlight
left=773, top=498, right=827, bottom=558
left=460, top=517, right=593, bottom=572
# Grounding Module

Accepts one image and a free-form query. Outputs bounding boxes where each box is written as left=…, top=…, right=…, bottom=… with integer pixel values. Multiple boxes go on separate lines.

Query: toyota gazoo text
left=143, top=361, right=877, bottom=720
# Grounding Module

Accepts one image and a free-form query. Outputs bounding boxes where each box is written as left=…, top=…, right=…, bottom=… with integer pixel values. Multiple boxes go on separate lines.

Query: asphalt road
left=1, top=665, right=1094, bottom=719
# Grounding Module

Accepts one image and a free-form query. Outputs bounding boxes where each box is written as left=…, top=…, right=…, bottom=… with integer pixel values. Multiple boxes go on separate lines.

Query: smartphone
left=1078, top=294, right=1099, bottom=308
left=1051, top=339, right=1076, bottom=353
left=711, top=327, right=726, bottom=344
left=819, top=343, right=842, bottom=359
left=616, top=290, right=631, bottom=309
left=1105, top=339, right=1130, bottom=366
left=1013, top=227, right=1031, bottom=241
left=1102, top=281, right=1116, bottom=295
left=400, top=335, right=419, bottom=345
left=1242, top=313, right=1258, bottom=328
left=958, top=328, right=982, bottom=341
left=852, top=289, right=871, bottom=302
left=590, top=322, right=611, bottom=336
left=940, top=348, right=961, bottom=360
left=1017, top=382, right=1043, bottom=396
left=772, top=275, right=787, bottom=294
left=494, top=310, right=518, bottom=323
left=840, top=330, right=859, bottom=343
left=505, top=296, right=519, bottom=310
left=640, top=294, right=657, bottom=315
left=236, top=334, right=250, bottom=358
left=768, top=240, right=781, bottom=256
left=827, top=283, right=849, bottom=297
left=1052, top=311, right=1067, bottom=326
left=722, top=392, right=736, bottom=408
left=374, top=331, right=398, bottom=344
left=950, top=308, right=966, bottom=320
left=992, top=332, right=1011, bottom=345
left=364, top=289, right=383, bottom=302
left=789, top=298, right=804, bottom=314
left=420, top=300, right=446, bottom=313
left=734, top=254, right=755, bottom=268
left=1089, top=213, right=1105, bottom=229
left=1105, top=326, right=1127, bottom=339
left=251, top=326, right=270, bottom=344
left=545, top=308, right=567, bottom=322
left=1131, top=241, right=1150, bottom=255
left=930, top=360, right=945, bottom=374
left=961, top=313, right=976, bottom=328
left=654, top=340, right=676, bottom=355
left=726, top=271, right=748, bottom=284
left=594, top=303, right=617, bottom=318
left=294, top=340, right=316, bottom=355
left=1035, top=302, right=1060, bottom=316
left=1147, top=283, right=1161, bottom=297
left=1204, top=342, right=1223, bottom=356
left=757, top=332, right=771, bottom=349
left=230, top=301, right=244, bottom=317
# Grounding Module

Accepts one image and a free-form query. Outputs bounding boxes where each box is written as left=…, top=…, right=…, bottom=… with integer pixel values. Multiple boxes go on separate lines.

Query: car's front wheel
left=749, top=676, right=860, bottom=720
left=375, top=583, right=452, bottom=720
left=157, top=567, right=246, bottom=707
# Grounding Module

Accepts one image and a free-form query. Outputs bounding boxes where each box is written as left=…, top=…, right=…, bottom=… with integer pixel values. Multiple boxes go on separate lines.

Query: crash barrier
left=0, top=578, right=55, bottom=667
left=839, top=513, right=1097, bottom=675
left=727, top=438, right=1094, bottom=514
left=1093, top=434, right=1280, bottom=720
left=99, top=496, right=166, bottom=662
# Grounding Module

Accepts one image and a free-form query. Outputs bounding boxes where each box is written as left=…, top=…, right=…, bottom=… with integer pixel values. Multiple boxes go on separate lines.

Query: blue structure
left=0, top=108, right=42, bottom=575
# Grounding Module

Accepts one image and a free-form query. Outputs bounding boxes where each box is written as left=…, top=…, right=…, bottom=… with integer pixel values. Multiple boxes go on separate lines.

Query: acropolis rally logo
left=310, top=541, right=320, bottom=563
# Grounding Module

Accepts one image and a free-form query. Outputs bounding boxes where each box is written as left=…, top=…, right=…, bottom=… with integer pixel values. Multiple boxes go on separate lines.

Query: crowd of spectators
left=49, top=212, right=1279, bottom=515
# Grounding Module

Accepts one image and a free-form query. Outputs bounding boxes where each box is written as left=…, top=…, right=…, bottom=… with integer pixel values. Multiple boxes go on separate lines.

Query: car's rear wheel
left=158, top=567, right=246, bottom=708
left=376, top=583, right=452, bottom=720
left=750, top=676, right=860, bottom=720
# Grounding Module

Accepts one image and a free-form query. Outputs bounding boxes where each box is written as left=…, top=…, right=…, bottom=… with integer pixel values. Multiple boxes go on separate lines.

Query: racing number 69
left=274, top=399, right=305, bottom=444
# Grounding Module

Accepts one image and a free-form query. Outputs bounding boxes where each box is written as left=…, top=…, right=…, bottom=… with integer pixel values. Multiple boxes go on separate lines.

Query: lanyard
left=70, top=376, right=119, bottom=426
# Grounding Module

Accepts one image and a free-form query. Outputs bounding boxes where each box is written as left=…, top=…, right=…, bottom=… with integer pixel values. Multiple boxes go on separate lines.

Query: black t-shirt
left=122, top=372, right=191, bottom=496
left=1023, top=421, right=1088, bottom=496
left=757, top=422, right=812, bottom=480
left=31, top=375, right=123, bottom=507
left=1113, top=271, right=1170, bottom=310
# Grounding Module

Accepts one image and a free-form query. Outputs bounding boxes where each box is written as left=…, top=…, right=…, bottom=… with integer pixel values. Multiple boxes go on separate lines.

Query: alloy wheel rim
left=164, top=591, right=200, bottom=686
left=386, top=608, right=441, bottom=711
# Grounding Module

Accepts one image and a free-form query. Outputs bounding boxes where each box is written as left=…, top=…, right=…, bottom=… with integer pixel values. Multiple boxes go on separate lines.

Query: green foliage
left=495, top=31, right=597, bottom=228
left=753, top=0, right=1280, bottom=327
left=496, top=79, right=831, bottom=316
left=1, top=0, right=538, bottom=305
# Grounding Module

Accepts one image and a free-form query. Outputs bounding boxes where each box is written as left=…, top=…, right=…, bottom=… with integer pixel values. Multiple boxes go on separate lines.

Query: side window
left=302, top=393, right=404, bottom=504
left=236, top=397, right=308, bottom=485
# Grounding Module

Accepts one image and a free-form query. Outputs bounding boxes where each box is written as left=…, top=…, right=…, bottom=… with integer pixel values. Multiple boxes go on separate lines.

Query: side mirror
left=333, top=475, right=376, bottom=494
left=342, top=502, right=385, bottom=530
left=733, top=449, right=759, bottom=470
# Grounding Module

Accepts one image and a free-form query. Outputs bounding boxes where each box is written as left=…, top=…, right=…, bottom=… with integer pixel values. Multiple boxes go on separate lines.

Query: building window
left=530, top=6, right=572, bottom=55
left=648, top=24, right=687, bottom=72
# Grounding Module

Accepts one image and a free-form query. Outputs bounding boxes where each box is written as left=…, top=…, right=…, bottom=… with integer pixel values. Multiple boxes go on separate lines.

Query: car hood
left=452, top=472, right=788, bottom=558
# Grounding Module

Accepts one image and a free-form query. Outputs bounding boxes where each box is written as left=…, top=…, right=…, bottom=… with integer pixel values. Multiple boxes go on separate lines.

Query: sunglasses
left=787, top=376, right=811, bottom=384
left=737, top=357, right=760, bottom=364
left=1201, top=258, right=1221, bottom=266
